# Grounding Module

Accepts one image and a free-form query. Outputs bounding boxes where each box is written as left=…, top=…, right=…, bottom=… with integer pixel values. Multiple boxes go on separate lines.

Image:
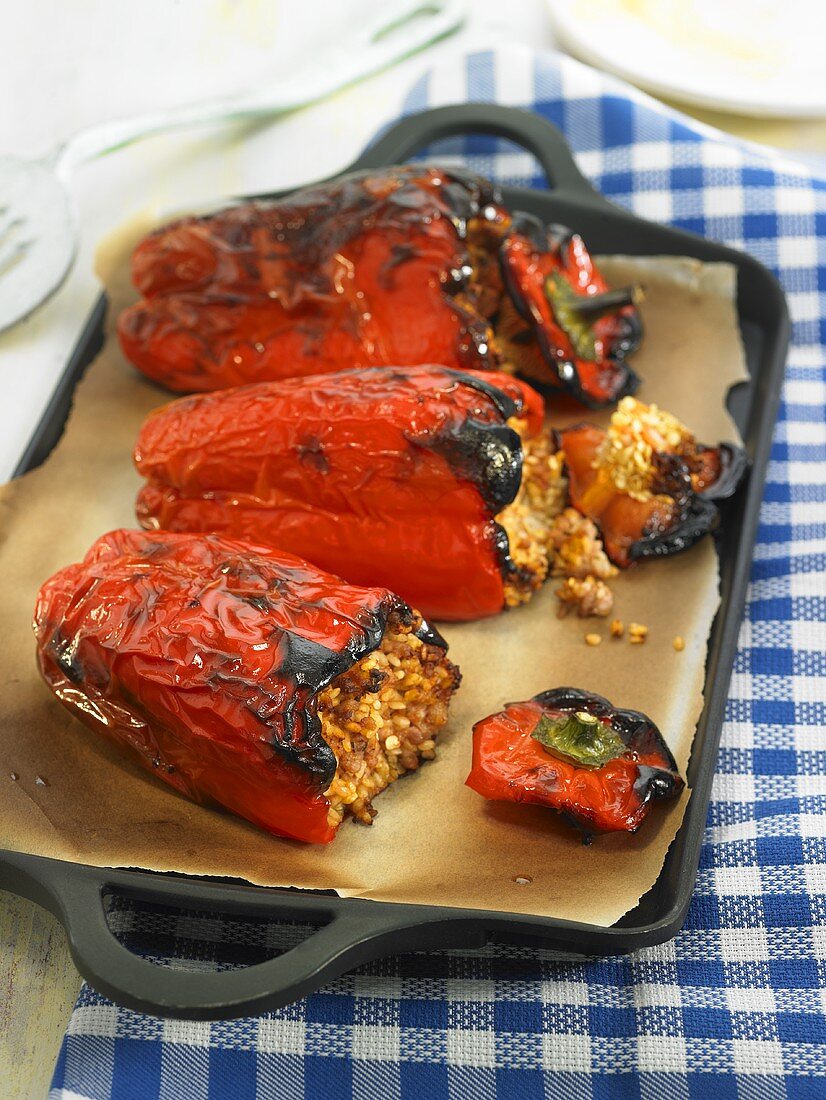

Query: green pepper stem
left=549, top=284, right=642, bottom=319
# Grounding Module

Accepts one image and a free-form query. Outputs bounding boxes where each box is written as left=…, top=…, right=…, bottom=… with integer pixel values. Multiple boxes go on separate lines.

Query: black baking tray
left=2, top=104, right=788, bottom=1020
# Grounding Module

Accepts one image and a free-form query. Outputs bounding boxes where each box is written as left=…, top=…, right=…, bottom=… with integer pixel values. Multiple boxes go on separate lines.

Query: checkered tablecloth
left=49, top=46, right=826, bottom=1100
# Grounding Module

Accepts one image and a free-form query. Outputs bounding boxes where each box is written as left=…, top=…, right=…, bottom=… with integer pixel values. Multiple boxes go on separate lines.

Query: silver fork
left=0, top=0, right=463, bottom=332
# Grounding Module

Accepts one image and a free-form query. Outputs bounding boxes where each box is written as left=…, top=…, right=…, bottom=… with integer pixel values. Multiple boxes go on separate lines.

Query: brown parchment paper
left=0, top=227, right=747, bottom=927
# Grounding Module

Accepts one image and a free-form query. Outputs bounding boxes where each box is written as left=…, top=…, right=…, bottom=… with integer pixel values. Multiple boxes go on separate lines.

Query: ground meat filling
left=549, top=508, right=617, bottom=581
left=492, top=293, right=548, bottom=385
left=548, top=507, right=618, bottom=618
left=462, top=214, right=510, bottom=320
left=555, top=575, right=614, bottom=618
left=318, top=611, right=460, bottom=829
left=496, top=419, right=567, bottom=608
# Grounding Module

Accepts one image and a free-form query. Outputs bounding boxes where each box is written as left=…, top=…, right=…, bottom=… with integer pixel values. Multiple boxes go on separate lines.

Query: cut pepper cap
left=466, top=686, right=684, bottom=836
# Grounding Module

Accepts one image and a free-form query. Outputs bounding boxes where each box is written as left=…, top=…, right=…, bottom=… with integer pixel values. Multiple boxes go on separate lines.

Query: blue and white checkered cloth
left=50, top=46, right=826, bottom=1100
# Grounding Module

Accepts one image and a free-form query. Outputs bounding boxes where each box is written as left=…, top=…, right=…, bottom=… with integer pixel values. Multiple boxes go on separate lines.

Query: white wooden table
left=2, top=2, right=824, bottom=1095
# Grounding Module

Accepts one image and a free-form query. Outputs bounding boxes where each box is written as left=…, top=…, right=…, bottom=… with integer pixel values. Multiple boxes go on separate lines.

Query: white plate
left=548, top=0, right=826, bottom=119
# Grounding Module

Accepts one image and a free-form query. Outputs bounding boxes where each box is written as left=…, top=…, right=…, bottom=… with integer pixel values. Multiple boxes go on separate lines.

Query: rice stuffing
left=319, top=610, right=460, bottom=829
left=497, top=420, right=567, bottom=608
left=597, top=396, right=690, bottom=500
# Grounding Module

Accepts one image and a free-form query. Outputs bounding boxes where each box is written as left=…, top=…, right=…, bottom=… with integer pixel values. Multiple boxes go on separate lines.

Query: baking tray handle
left=353, top=102, right=603, bottom=203
left=1, top=851, right=486, bottom=1019
left=63, top=879, right=367, bottom=1019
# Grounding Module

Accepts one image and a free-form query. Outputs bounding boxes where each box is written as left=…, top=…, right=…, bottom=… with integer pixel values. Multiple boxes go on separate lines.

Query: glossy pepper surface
left=134, top=366, right=549, bottom=622
left=498, top=216, right=641, bottom=406
left=466, top=687, right=684, bottom=835
left=33, top=528, right=450, bottom=844
left=118, top=165, right=641, bottom=406
left=561, top=398, right=748, bottom=567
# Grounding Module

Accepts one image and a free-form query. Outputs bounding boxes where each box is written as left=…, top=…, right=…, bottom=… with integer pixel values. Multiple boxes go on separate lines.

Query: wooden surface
left=0, top=892, right=82, bottom=1100
left=2, top=90, right=825, bottom=1100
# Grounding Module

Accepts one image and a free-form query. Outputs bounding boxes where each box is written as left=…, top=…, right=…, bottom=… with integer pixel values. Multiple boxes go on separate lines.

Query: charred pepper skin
left=466, top=687, right=684, bottom=836
left=118, top=166, right=642, bottom=407
left=118, top=166, right=507, bottom=393
left=499, top=216, right=642, bottom=407
left=134, top=366, right=546, bottom=622
left=33, top=529, right=449, bottom=844
left=561, top=424, right=748, bottom=567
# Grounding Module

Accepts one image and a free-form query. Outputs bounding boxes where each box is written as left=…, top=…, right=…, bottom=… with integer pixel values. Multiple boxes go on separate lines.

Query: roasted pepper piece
left=561, top=397, right=748, bottom=567
left=498, top=216, right=642, bottom=407
left=33, top=529, right=459, bottom=843
left=118, top=165, right=644, bottom=406
left=134, top=366, right=564, bottom=622
left=466, top=687, right=684, bottom=835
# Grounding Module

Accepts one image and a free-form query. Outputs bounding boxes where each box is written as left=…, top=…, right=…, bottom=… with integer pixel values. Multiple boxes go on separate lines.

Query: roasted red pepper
left=118, top=165, right=641, bottom=406
left=499, top=216, right=641, bottom=407
left=467, top=687, right=684, bottom=836
left=118, top=167, right=507, bottom=392
left=561, top=397, right=747, bottom=567
left=33, top=529, right=458, bottom=843
left=134, top=366, right=560, bottom=622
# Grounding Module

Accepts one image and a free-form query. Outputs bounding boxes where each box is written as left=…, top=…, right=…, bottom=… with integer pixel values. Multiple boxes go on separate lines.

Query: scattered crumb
left=673, top=635, right=685, bottom=652
left=628, top=622, right=649, bottom=645
left=585, top=633, right=602, bottom=647
left=512, top=875, right=533, bottom=886
left=610, top=618, right=624, bottom=638
left=10, top=772, right=18, bottom=781
left=34, top=775, right=48, bottom=787
left=555, top=575, right=614, bottom=618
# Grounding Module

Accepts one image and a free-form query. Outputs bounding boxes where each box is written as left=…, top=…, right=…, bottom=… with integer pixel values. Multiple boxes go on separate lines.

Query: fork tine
left=0, top=237, right=32, bottom=277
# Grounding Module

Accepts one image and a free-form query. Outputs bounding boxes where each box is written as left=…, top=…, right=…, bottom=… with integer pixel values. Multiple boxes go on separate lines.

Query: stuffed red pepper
left=118, top=165, right=640, bottom=406
left=33, top=529, right=460, bottom=843
left=133, top=366, right=567, bottom=621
